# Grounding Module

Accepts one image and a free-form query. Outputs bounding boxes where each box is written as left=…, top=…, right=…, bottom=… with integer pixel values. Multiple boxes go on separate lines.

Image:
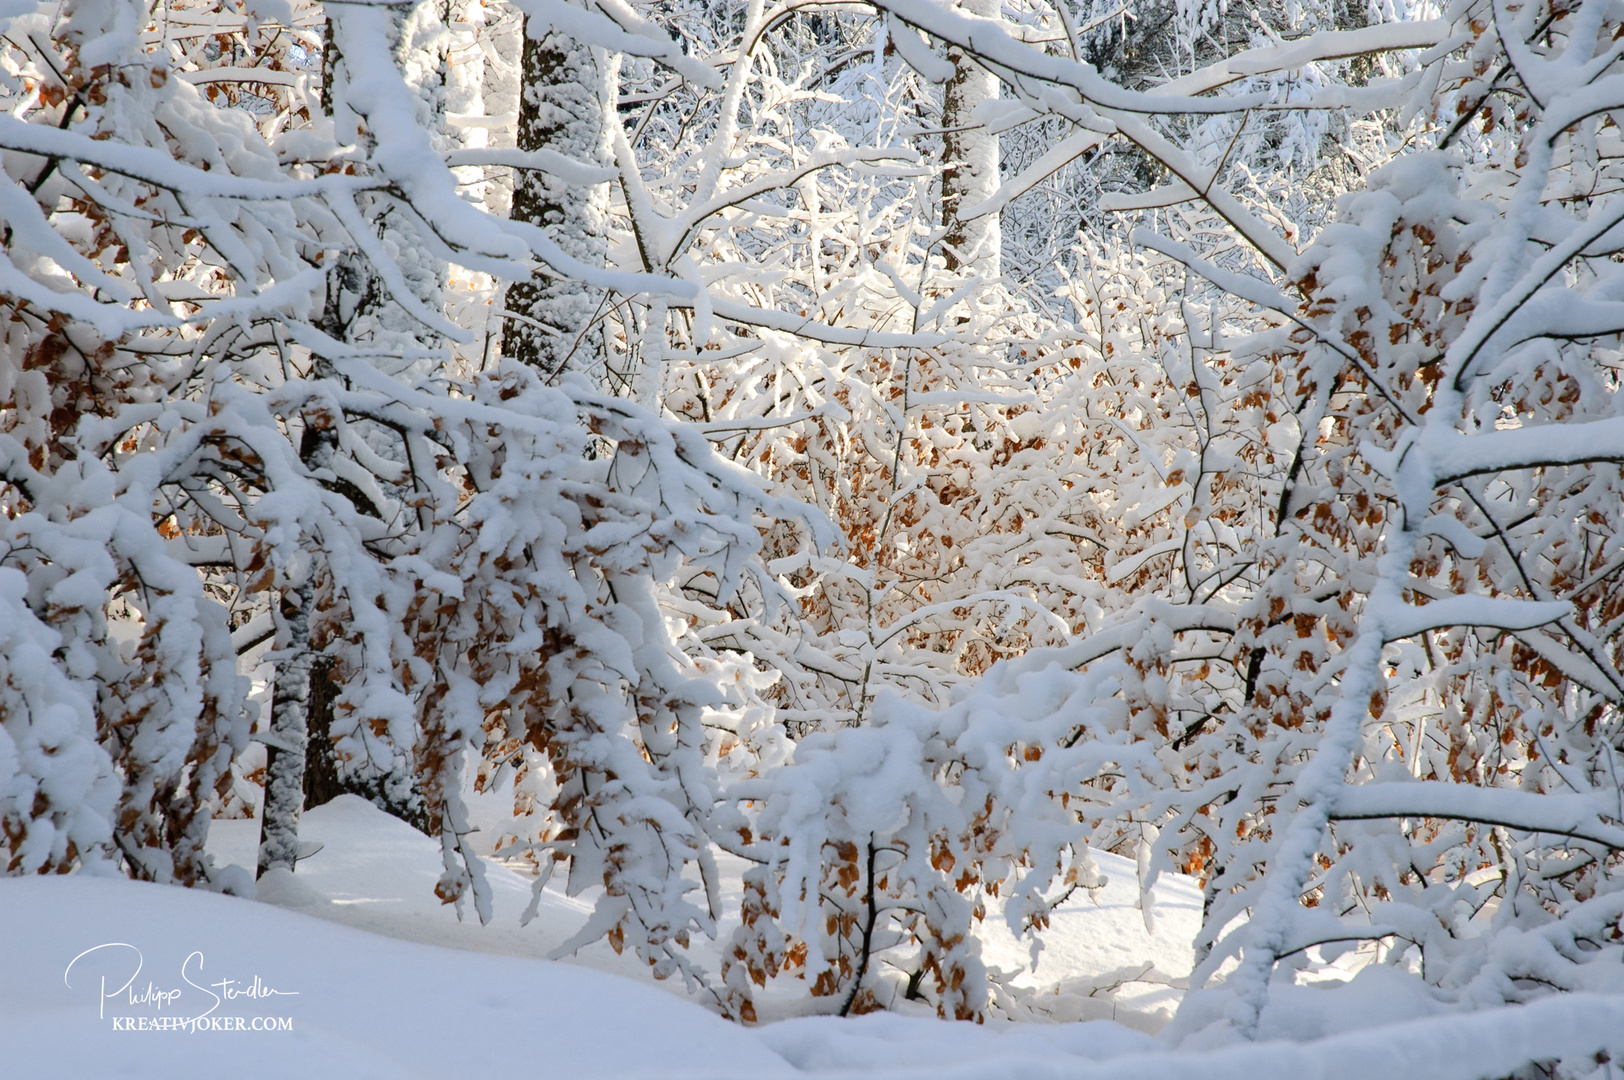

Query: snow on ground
left=202, top=794, right=1202, bottom=1025
left=205, top=796, right=603, bottom=966
left=7, top=796, right=1622, bottom=1078
left=6, top=870, right=1624, bottom=1080
left=0, top=873, right=788, bottom=1080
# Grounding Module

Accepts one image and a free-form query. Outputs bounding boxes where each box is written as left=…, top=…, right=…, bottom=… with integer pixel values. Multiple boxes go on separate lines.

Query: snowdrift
left=3, top=797, right=1621, bottom=1078
left=4, top=873, right=1623, bottom=1080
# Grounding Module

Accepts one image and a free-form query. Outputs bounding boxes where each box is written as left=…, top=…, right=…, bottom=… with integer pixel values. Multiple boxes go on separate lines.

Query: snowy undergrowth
left=203, top=794, right=1200, bottom=1027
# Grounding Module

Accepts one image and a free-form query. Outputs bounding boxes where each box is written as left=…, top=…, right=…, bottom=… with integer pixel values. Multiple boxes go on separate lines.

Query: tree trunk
left=256, top=582, right=314, bottom=877
left=502, top=22, right=613, bottom=377
left=940, top=0, right=1001, bottom=277
left=301, top=656, right=346, bottom=809
left=268, top=11, right=435, bottom=838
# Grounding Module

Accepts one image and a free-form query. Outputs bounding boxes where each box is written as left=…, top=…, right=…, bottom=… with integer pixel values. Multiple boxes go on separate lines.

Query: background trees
left=3, top=0, right=1623, bottom=1067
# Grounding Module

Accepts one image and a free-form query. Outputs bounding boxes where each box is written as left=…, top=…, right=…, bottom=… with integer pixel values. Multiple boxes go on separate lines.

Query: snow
left=206, top=795, right=600, bottom=965
left=758, top=1012, right=1157, bottom=1068
left=1, top=874, right=787, bottom=1080
left=5, top=861, right=1623, bottom=1079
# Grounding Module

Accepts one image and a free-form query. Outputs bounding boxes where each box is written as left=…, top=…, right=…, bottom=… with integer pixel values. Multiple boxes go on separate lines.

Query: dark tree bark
left=502, top=26, right=612, bottom=377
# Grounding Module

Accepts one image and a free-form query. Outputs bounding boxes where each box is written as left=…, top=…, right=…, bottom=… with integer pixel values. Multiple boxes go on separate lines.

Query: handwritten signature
left=64, top=944, right=297, bottom=1021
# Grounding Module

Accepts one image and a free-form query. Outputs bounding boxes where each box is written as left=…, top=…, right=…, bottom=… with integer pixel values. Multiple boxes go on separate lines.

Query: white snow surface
left=4, top=797, right=1622, bottom=1078
left=1, top=873, right=784, bottom=1080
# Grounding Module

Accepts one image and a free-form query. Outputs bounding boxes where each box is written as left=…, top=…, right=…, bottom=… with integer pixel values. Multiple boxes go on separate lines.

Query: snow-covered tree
left=818, top=0, right=1624, bottom=1041
left=4, top=0, right=1623, bottom=1069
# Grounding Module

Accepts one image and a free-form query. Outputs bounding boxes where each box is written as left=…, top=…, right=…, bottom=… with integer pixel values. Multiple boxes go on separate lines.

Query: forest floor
left=5, top=795, right=1605, bottom=1078
left=204, top=793, right=1203, bottom=1025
